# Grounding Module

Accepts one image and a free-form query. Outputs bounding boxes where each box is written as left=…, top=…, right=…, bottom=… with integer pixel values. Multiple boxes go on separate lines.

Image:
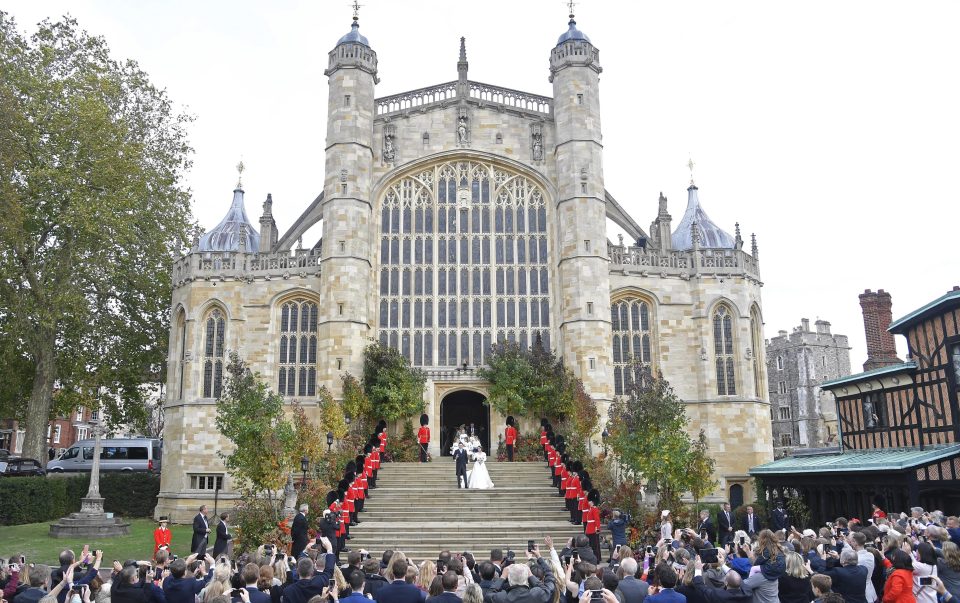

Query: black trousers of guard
left=587, top=532, right=601, bottom=562
left=419, top=443, right=428, bottom=462
left=506, top=444, right=514, bottom=462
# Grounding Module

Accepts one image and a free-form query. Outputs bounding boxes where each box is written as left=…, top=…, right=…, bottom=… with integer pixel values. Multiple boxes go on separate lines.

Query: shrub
left=495, top=433, right=541, bottom=462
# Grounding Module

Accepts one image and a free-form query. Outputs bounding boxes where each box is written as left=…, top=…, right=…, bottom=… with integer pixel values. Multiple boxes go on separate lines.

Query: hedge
left=0, top=472, right=161, bottom=525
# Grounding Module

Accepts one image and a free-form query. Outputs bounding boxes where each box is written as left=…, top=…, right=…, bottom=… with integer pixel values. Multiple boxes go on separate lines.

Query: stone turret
left=318, top=14, right=378, bottom=394
left=258, top=194, right=277, bottom=253
left=549, top=12, right=613, bottom=414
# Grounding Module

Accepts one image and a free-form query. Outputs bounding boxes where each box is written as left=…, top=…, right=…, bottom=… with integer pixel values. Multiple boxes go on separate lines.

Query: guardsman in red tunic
left=379, top=426, right=387, bottom=453
left=584, top=489, right=602, bottom=561
left=505, top=416, right=518, bottom=462
left=540, top=419, right=549, bottom=460
left=339, top=479, right=353, bottom=538
left=328, top=491, right=347, bottom=553
left=418, top=414, right=431, bottom=463
left=557, top=458, right=569, bottom=496
left=565, top=465, right=581, bottom=524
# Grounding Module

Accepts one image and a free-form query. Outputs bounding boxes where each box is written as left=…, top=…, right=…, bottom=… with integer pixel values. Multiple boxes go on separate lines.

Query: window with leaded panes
left=610, top=297, right=653, bottom=396
left=278, top=299, right=318, bottom=397
left=378, top=161, right=551, bottom=366
left=714, top=305, right=737, bottom=395
left=202, top=308, right=226, bottom=398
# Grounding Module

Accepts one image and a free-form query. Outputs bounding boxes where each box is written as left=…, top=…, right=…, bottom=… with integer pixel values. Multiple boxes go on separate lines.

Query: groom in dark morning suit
left=454, top=442, right=468, bottom=488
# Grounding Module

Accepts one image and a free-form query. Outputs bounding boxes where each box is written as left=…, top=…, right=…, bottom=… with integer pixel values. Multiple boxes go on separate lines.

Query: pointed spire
left=335, top=1, right=370, bottom=47
left=236, top=160, right=245, bottom=189
left=555, top=0, right=591, bottom=46
left=751, top=233, right=758, bottom=258
left=457, top=37, right=469, bottom=83
left=687, top=157, right=696, bottom=188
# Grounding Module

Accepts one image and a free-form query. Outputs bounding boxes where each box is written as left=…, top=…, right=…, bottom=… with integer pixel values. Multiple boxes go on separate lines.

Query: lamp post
left=300, top=456, right=309, bottom=491
left=326, top=432, right=334, bottom=453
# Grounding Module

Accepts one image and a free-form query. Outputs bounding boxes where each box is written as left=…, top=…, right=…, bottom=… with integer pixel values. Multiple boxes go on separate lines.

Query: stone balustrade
left=375, top=80, right=552, bottom=120
left=422, top=367, right=482, bottom=381
left=172, top=249, right=322, bottom=285
left=607, top=244, right=761, bottom=281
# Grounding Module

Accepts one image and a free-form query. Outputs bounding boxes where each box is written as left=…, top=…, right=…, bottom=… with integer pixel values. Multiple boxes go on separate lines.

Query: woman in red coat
left=153, top=516, right=172, bottom=555
left=883, top=549, right=916, bottom=603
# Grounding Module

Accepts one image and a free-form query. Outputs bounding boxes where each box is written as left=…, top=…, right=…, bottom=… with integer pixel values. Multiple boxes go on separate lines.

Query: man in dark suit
left=431, top=572, right=463, bottom=603
left=741, top=506, right=761, bottom=536
left=163, top=554, right=214, bottom=603
left=691, top=563, right=754, bottom=603
left=821, top=550, right=868, bottom=603
left=341, top=571, right=372, bottom=603
left=291, top=504, right=310, bottom=558
left=697, top=510, right=716, bottom=544
left=213, top=513, right=232, bottom=559
left=644, top=565, right=684, bottom=603
left=377, top=558, right=427, bottom=603
left=281, top=538, right=336, bottom=603
left=191, top=505, right=210, bottom=556
left=614, top=558, right=649, bottom=603
left=477, top=562, right=504, bottom=603
left=453, top=442, right=468, bottom=488
left=237, top=563, right=270, bottom=603
left=770, top=501, right=789, bottom=533
left=717, top=503, right=735, bottom=545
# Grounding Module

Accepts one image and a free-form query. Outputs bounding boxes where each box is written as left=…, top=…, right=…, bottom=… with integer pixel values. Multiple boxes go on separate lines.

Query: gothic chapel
left=158, top=11, right=772, bottom=519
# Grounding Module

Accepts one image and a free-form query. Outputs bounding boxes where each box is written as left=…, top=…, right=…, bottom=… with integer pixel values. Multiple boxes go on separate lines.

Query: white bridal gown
left=467, top=451, right=494, bottom=489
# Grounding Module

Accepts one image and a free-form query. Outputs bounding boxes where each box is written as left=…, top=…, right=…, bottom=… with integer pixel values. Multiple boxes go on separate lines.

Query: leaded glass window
left=714, top=305, right=737, bottom=396
left=610, top=298, right=653, bottom=396
left=378, top=161, right=551, bottom=366
left=202, top=308, right=226, bottom=398
left=278, top=299, right=318, bottom=397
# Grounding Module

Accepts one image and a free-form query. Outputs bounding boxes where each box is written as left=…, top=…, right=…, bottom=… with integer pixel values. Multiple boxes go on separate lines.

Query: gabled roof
left=750, top=444, right=960, bottom=475
left=820, top=362, right=917, bottom=390
left=888, top=288, right=960, bottom=334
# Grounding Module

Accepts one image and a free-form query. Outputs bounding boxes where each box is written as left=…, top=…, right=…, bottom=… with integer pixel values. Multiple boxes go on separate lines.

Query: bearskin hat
left=420, top=413, right=429, bottom=426
left=342, top=470, right=355, bottom=483
left=344, top=460, right=357, bottom=474
left=337, top=478, right=350, bottom=492
left=355, top=455, right=365, bottom=467
left=364, top=443, right=373, bottom=454
left=376, top=420, right=387, bottom=431
left=337, top=489, right=346, bottom=502
left=506, top=416, right=515, bottom=427
left=555, top=435, right=565, bottom=445
left=579, top=470, right=590, bottom=483
left=587, top=489, right=600, bottom=504
left=326, top=490, right=339, bottom=506
left=540, top=418, right=549, bottom=427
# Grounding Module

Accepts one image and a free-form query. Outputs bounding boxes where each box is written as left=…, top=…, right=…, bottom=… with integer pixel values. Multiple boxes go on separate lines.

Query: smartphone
left=527, top=540, right=535, bottom=553
left=919, top=577, right=933, bottom=586
left=645, top=546, right=653, bottom=554
left=615, top=544, right=622, bottom=553
left=666, top=543, right=673, bottom=552
left=20, top=555, right=25, bottom=564
left=232, top=589, right=245, bottom=597
left=738, top=537, right=745, bottom=546
left=700, top=548, right=719, bottom=564
left=231, top=560, right=237, bottom=571
left=590, top=590, right=604, bottom=602
left=562, top=555, right=572, bottom=565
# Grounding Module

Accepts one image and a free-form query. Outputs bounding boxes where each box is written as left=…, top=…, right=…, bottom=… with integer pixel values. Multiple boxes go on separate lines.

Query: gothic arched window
left=378, top=161, right=551, bottom=366
left=175, top=309, right=186, bottom=400
left=610, top=297, right=653, bottom=396
left=714, top=304, right=737, bottom=396
left=750, top=307, right=765, bottom=400
left=202, top=308, right=226, bottom=399
left=278, top=299, right=318, bottom=397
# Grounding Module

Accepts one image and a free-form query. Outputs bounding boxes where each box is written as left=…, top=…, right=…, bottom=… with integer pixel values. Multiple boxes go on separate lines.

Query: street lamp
left=326, top=432, right=334, bottom=453
left=300, top=456, right=309, bottom=491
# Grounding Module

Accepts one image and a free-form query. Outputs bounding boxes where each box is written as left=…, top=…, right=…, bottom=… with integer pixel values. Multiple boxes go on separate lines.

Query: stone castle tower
left=156, top=12, right=772, bottom=520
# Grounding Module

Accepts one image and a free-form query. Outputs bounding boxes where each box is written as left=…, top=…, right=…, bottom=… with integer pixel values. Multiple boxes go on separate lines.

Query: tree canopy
left=607, top=364, right=717, bottom=509
left=0, top=13, right=196, bottom=459
left=362, top=342, right=426, bottom=422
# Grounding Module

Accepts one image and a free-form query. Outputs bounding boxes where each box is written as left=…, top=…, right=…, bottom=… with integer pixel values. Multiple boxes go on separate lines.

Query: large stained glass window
left=610, top=297, right=653, bottom=396
left=278, top=299, right=318, bottom=397
left=202, top=308, right=225, bottom=399
left=378, top=161, right=551, bottom=366
left=714, top=304, right=737, bottom=395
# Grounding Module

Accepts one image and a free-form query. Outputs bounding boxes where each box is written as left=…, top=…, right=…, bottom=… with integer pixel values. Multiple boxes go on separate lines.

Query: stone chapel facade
left=156, top=14, right=773, bottom=520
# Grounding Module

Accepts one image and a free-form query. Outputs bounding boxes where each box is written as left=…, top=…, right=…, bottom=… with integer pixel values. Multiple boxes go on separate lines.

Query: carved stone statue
left=383, top=133, right=396, bottom=162
left=457, top=115, right=468, bottom=145
left=532, top=131, right=543, bottom=161
left=282, top=474, right=297, bottom=518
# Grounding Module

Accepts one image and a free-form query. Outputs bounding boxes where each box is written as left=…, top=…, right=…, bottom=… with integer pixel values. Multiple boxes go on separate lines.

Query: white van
left=47, top=438, right=162, bottom=473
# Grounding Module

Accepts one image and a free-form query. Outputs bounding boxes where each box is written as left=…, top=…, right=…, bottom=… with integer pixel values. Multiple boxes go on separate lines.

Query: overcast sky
left=6, top=0, right=959, bottom=369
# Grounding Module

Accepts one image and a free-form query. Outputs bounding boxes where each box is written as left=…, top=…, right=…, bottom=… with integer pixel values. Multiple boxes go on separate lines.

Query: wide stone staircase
left=347, top=458, right=585, bottom=559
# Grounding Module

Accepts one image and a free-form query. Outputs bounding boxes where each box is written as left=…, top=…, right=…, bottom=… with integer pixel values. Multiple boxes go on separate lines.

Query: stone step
left=354, top=513, right=571, bottom=521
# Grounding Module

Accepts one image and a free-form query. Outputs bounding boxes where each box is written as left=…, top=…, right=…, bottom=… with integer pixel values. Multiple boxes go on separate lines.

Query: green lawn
left=0, top=519, right=194, bottom=566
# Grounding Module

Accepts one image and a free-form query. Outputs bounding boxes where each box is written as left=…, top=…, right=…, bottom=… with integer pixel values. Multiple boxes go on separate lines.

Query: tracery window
left=610, top=297, right=653, bottom=396
left=278, top=299, right=318, bottom=397
left=378, top=161, right=551, bottom=366
left=714, top=304, right=737, bottom=395
left=175, top=309, right=186, bottom=400
left=751, top=307, right=765, bottom=399
left=201, top=308, right=226, bottom=399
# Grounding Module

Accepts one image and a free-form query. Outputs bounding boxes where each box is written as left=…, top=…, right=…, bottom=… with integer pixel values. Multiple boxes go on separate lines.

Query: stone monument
left=49, top=421, right=130, bottom=538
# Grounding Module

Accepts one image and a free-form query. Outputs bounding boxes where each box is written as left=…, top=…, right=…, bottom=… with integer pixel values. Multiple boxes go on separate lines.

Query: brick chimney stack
left=859, top=288, right=902, bottom=371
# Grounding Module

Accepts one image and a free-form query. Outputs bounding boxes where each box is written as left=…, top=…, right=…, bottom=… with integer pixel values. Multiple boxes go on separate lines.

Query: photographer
left=489, top=543, right=554, bottom=603
left=281, top=537, right=336, bottom=603
left=607, top=511, right=631, bottom=564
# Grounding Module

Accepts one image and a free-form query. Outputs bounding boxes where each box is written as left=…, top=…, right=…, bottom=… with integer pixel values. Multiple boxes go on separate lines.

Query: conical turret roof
left=670, top=184, right=735, bottom=250
left=197, top=187, right=260, bottom=252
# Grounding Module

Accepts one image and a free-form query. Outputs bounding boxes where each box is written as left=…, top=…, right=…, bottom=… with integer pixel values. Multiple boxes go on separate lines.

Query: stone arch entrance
left=439, top=390, right=490, bottom=456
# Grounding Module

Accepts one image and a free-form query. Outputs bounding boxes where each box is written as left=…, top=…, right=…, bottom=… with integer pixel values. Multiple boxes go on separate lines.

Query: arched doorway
left=729, top=484, right=744, bottom=509
left=440, top=390, right=490, bottom=456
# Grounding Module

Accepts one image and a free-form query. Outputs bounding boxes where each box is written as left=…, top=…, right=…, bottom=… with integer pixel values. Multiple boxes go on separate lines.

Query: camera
left=700, top=548, right=719, bottom=564
left=590, top=589, right=604, bottom=602
left=527, top=540, right=535, bottom=553
left=232, top=589, right=245, bottom=597
left=919, top=577, right=933, bottom=586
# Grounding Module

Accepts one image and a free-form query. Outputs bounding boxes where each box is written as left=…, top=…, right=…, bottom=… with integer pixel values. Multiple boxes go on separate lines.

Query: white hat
left=661, top=510, right=671, bottom=517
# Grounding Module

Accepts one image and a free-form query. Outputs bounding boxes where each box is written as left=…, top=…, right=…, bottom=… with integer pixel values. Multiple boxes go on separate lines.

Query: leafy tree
left=317, top=386, right=348, bottom=441
left=215, top=352, right=295, bottom=511
left=478, top=341, right=532, bottom=418
left=341, top=372, right=373, bottom=433
left=607, top=364, right=713, bottom=510
left=688, top=430, right=718, bottom=512
left=362, top=342, right=426, bottom=421
left=0, top=14, right=196, bottom=460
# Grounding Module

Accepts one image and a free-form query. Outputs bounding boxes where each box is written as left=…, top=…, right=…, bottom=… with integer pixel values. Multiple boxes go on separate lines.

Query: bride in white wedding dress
left=467, top=448, right=494, bottom=489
